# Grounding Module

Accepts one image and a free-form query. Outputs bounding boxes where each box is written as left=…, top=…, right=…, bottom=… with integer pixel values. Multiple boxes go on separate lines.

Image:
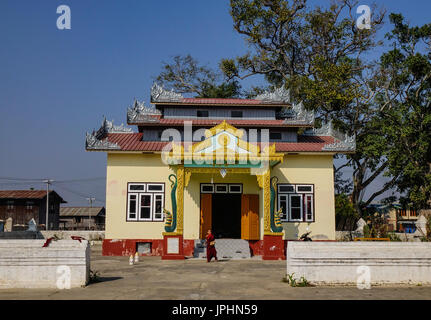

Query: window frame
left=231, top=110, right=243, bottom=118
left=152, top=193, right=164, bottom=222
left=215, top=184, right=228, bottom=193
left=270, top=132, right=282, bottom=140
left=197, top=110, right=209, bottom=118
left=304, top=194, right=314, bottom=222
left=277, top=183, right=315, bottom=222
left=127, top=193, right=139, bottom=221
left=278, top=184, right=295, bottom=193
left=228, top=184, right=242, bottom=194
left=7, top=201, right=14, bottom=210
left=147, top=184, right=165, bottom=192
left=138, top=193, right=153, bottom=221
left=288, top=194, right=303, bottom=222
left=128, top=183, right=146, bottom=192
left=296, top=184, right=314, bottom=193
left=200, top=183, right=243, bottom=194
left=126, top=182, right=165, bottom=222
left=200, top=184, right=215, bottom=193
left=278, top=194, right=288, bottom=220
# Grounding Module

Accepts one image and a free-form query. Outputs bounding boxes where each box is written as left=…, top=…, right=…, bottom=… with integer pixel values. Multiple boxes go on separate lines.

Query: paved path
left=1, top=245, right=431, bottom=300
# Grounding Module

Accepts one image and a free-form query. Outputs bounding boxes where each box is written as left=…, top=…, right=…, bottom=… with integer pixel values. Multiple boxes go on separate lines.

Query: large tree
left=155, top=1, right=431, bottom=213
left=222, top=0, right=392, bottom=214
left=377, top=14, right=431, bottom=209
left=155, top=54, right=242, bottom=98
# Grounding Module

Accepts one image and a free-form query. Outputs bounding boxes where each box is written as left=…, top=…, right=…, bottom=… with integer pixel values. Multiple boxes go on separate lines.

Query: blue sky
left=0, top=0, right=430, bottom=206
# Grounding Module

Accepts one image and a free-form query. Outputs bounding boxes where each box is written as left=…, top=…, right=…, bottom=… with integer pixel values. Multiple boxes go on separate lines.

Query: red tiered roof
left=132, top=118, right=305, bottom=127
left=100, top=133, right=335, bottom=153
left=155, top=98, right=284, bottom=106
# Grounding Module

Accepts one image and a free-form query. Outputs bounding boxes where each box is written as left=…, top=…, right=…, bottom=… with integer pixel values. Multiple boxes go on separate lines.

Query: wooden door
left=200, top=194, right=212, bottom=239
left=241, top=194, right=259, bottom=240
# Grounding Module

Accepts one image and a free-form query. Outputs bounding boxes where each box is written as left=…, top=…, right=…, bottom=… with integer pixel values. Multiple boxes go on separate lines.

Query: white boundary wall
left=286, top=242, right=431, bottom=285
left=0, top=240, right=90, bottom=289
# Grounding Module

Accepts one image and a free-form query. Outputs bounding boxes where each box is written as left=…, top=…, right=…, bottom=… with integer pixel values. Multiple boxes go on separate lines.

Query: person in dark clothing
left=205, top=229, right=218, bottom=262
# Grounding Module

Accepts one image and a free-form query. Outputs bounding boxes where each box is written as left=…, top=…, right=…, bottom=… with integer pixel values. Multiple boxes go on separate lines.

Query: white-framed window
left=201, top=184, right=214, bottom=193
left=229, top=184, right=242, bottom=193
left=127, top=183, right=164, bottom=221
left=139, top=194, right=152, bottom=221
left=278, top=184, right=295, bottom=193
left=215, top=184, right=228, bottom=193
left=153, top=193, right=164, bottom=221
left=289, top=194, right=303, bottom=221
left=200, top=183, right=243, bottom=194
left=129, top=183, right=145, bottom=192
left=296, top=185, right=313, bottom=193
left=304, top=194, right=314, bottom=222
left=147, top=184, right=164, bottom=192
left=278, top=194, right=288, bottom=220
left=26, top=201, right=33, bottom=210
left=127, top=193, right=138, bottom=221
left=277, top=184, right=314, bottom=222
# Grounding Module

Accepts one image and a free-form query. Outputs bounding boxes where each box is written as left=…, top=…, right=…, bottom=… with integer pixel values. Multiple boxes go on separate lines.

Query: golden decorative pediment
left=169, top=121, right=284, bottom=164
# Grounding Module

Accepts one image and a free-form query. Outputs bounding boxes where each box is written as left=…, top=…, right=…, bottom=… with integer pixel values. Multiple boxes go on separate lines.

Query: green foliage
left=154, top=3, right=431, bottom=213
left=365, top=214, right=389, bottom=238
left=156, top=54, right=241, bottom=98
left=387, top=232, right=401, bottom=242
left=363, top=224, right=371, bottom=238
left=283, top=273, right=312, bottom=287
left=89, top=269, right=101, bottom=284
left=335, top=193, right=358, bottom=231
left=377, top=14, right=431, bottom=209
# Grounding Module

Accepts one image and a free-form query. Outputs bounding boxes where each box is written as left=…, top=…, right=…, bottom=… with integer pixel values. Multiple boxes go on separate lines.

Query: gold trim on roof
left=169, top=122, right=284, bottom=163
left=204, top=120, right=244, bottom=138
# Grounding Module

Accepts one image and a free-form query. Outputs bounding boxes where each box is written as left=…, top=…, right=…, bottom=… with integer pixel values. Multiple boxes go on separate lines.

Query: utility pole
left=43, top=179, right=54, bottom=230
left=86, top=197, right=95, bottom=230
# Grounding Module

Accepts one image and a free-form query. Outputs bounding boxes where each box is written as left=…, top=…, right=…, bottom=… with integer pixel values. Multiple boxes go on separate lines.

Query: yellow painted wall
left=273, top=155, right=336, bottom=240
left=105, top=153, right=174, bottom=239
left=105, top=152, right=335, bottom=241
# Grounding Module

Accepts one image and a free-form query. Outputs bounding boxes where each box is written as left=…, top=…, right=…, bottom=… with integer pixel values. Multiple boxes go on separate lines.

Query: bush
left=282, top=273, right=312, bottom=287
left=363, top=224, right=371, bottom=238
left=387, top=232, right=401, bottom=241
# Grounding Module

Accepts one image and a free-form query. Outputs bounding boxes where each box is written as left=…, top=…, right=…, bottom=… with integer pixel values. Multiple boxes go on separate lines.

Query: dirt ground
left=1, top=245, right=431, bottom=300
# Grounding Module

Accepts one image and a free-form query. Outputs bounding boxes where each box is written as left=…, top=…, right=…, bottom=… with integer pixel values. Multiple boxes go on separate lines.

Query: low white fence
left=40, top=231, right=104, bottom=241
left=0, top=240, right=90, bottom=289
left=286, top=242, right=431, bottom=285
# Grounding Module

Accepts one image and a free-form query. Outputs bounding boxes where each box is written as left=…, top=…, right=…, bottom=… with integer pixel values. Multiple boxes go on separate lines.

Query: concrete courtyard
left=1, top=245, right=431, bottom=300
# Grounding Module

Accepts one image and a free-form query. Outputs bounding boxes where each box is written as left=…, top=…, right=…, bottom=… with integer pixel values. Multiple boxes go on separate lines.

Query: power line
left=0, top=177, right=47, bottom=181
left=0, top=177, right=106, bottom=183
left=54, top=177, right=106, bottom=183
left=53, top=183, right=105, bottom=204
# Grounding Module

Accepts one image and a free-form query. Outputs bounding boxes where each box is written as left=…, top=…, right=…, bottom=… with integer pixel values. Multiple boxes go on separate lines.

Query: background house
left=366, top=203, right=420, bottom=233
left=0, top=190, right=66, bottom=231
left=59, top=206, right=105, bottom=230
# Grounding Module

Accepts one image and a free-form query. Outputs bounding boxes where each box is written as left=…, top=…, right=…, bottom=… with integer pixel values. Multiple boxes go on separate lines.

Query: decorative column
left=176, top=165, right=185, bottom=235
left=162, top=165, right=185, bottom=260
left=257, top=169, right=285, bottom=260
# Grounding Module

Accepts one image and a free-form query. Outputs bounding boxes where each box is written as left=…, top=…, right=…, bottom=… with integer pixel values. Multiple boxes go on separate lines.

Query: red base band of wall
left=162, top=235, right=185, bottom=260
left=102, top=238, right=194, bottom=257
left=262, top=235, right=286, bottom=260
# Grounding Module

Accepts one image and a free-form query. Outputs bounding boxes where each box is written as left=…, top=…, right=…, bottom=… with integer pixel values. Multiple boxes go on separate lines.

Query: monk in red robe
left=205, top=229, right=218, bottom=262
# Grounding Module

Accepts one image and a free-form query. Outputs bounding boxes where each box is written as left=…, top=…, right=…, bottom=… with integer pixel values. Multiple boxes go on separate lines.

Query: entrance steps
left=193, top=239, right=251, bottom=260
